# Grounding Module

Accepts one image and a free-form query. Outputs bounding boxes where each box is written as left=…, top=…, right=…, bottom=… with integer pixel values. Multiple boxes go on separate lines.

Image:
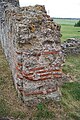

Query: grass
left=61, top=25, right=80, bottom=42
left=61, top=82, right=80, bottom=101
left=60, top=55, right=80, bottom=120
left=33, top=103, right=55, bottom=120
left=54, top=19, right=78, bottom=25
left=61, top=82, right=80, bottom=120
left=54, top=18, right=80, bottom=41
left=0, top=18, right=80, bottom=120
left=0, top=99, right=10, bottom=117
left=62, top=55, right=80, bottom=81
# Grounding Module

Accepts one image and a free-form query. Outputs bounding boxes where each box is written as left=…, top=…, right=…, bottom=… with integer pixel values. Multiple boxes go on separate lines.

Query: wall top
left=0, top=0, right=19, bottom=19
left=0, top=0, right=19, bottom=6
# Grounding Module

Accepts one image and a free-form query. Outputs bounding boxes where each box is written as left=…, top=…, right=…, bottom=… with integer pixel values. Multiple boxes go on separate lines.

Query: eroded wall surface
left=0, top=1, right=64, bottom=105
left=61, top=38, right=80, bottom=55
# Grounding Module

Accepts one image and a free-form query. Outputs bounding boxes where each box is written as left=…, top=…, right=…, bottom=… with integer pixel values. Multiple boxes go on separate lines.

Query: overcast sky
left=19, top=0, right=80, bottom=18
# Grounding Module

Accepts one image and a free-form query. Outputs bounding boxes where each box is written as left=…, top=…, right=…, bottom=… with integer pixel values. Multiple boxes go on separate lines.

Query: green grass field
left=54, top=18, right=80, bottom=42
left=0, top=19, right=80, bottom=120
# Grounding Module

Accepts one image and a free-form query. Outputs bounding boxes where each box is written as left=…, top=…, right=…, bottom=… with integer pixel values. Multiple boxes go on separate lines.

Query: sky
left=19, top=0, right=80, bottom=18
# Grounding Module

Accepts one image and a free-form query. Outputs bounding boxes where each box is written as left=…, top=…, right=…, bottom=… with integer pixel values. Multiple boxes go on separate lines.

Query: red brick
left=16, top=51, right=22, bottom=54
left=17, top=62, right=23, bottom=66
left=16, top=66, right=21, bottom=72
left=40, top=73, right=52, bottom=77
left=29, top=67, right=44, bottom=71
left=23, top=86, right=57, bottom=96
left=54, top=74, right=62, bottom=78
left=17, top=74, right=23, bottom=80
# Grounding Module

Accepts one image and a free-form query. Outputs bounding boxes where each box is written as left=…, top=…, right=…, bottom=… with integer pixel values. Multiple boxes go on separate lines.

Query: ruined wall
left=0, top=0, right=19, bottom=47
left=61, top=38, right=80, bottom=55
left=0, top=1, right=64, bottom=105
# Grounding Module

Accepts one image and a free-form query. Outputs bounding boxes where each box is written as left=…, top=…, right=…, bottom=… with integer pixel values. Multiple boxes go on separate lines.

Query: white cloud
left=19, top=0, right=80, bottom=18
